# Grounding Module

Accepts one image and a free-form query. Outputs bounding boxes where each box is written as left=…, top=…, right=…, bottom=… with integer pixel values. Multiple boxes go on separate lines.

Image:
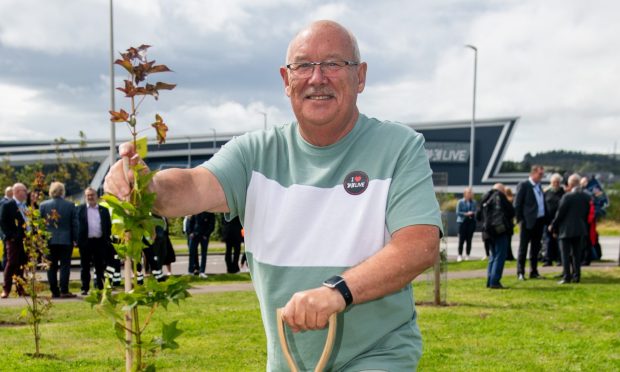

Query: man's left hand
left=281, top=286, right=345, bottom=333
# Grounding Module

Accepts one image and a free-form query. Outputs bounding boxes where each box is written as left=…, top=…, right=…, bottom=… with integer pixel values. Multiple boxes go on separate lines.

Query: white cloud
left=0, top=0, right=110, bottom=54
left=164, top=97, right=289, bottom=137
left=0, top=0, right=618, bottom=162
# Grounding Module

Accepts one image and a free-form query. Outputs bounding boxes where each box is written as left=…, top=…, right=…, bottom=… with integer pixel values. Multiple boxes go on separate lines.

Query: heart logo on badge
left=343, top=171, right=369, bottom=195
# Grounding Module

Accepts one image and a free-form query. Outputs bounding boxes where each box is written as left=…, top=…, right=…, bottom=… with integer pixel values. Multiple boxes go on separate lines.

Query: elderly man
left=543, top=173, right=564, bottom=266
left=514, top=165, right=547, bottom=280
left=105, top=20, right=441, bottom=370
left=0, top=183, right=28, bottom=298
left=40, top=182, right=78, bottom=298
left=550, top=174, right=590, bottom=284
left=0, top=186, right=13, bottom=270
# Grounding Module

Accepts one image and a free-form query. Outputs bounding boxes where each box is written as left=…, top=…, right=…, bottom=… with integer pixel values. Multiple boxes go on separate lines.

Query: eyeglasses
left=286, top=60, right=359, bottom=78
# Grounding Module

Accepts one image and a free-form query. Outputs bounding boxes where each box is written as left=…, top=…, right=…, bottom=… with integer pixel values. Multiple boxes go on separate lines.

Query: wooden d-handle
left=276, top=308, right=338, bottom=372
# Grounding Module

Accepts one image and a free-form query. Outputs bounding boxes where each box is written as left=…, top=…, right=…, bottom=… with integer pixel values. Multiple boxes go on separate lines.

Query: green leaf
left=114, top=321, right=127, bottom=344
left=97, top=301, right=123, bottom=323
left=83, top=290, right=102, bottom=306
left=160, top=320, right=183, bottom=350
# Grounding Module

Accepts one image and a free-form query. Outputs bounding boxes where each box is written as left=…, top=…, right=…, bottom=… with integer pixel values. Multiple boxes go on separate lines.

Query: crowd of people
left=456, top=165, right=599, bottom=289
left=0, top=180, right=246, bottom=299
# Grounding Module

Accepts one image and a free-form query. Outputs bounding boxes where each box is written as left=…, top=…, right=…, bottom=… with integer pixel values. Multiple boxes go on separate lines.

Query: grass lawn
left=596, top=220, right=620, bottom=236
left=446, top=258, right=516, bottom=272
left=170, top=237, right=228, bottom=254
left=0, top=268, right=618, bottom=371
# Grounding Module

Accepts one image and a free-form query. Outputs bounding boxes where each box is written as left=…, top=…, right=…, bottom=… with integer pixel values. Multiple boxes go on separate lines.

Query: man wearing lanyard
left=514, top=165, right=547, bottom=280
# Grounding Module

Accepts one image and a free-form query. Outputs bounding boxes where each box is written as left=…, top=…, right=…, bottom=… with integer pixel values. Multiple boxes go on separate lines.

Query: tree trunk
left=124, top=257, right=133, bottom=371
left=433, top=252, right=441, bottom=306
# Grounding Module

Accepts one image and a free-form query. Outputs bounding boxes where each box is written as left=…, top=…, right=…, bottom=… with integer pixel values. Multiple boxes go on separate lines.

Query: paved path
left=1, top=261, right=616, bottom=308
left=1, top=235, right=618, bottom=307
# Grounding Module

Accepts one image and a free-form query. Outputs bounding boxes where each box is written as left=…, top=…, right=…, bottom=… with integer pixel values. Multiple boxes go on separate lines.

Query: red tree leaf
left=151, top=114, right=168, bottom=144
left=133, top=61, right=154, bottom=84
left=149, top=64, right=172, bottom=74
left=114, top=58, right=134, bottom=74
left=155, top=82, right=176, bottom=91
left=116, top=80, right=137, bottom=97
left=109, top=109, right=130, bottom=123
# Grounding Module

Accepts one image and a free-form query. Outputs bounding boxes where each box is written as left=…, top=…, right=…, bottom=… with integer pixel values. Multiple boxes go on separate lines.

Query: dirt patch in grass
left=24, top=353, right=59, bottom=360
left=415, top=301, right=459, bottom=307
left=0, top=320, right=27, bottom=327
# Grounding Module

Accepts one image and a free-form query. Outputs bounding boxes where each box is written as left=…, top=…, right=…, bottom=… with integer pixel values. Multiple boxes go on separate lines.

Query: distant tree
left=0, top=156, right=15, bottom=189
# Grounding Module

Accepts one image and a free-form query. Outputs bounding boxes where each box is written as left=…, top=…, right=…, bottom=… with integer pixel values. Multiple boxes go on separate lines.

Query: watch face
left=323, top=276, right=343, bottom=288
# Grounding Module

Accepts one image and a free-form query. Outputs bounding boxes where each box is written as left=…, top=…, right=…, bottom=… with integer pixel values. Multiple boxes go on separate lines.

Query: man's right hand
left=104, top=142, right=150, bottom=200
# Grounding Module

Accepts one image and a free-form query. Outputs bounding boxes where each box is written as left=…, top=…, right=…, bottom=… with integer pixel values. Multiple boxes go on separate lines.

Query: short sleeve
left=200, top=135, right=252, bottom=222
left=386, top=132, right=443, bottom=235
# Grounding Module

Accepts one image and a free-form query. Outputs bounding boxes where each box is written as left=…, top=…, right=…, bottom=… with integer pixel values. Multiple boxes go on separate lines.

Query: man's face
left=280, top=25, right=367, bottom=130
left=551, top=178, right=560, bottom=189
left=463, top=189, right=472, bottom=200
left=13, top=186, right=27, bottom=202
left=85, top=190, right=97, bottom=206
left=531, top=168, right=544, bottom=183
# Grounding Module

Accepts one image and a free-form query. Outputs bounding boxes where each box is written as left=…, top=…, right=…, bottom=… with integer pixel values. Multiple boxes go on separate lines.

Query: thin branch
left=140, top=303, right=159, bottom=334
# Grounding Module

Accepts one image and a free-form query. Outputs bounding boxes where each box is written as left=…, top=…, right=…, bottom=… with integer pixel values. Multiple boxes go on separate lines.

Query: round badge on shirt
left=343, top=171, right=369, bottom=195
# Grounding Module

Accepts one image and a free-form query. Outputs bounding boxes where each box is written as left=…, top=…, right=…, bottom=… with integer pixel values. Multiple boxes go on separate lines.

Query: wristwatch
left=322, top=275, right=353, bottom=307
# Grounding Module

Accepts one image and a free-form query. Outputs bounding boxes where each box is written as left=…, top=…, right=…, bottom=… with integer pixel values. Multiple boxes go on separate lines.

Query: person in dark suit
left=550, top=174, right=590, bottom=284
left=222, top=216, right=243, bottom=273
left=76, top=187, right=112, bottom=295
left=40, top=182, right=78, bottom=298
left=188, top=211, right=215, bottom=277
left=514, top=165, right=546, bottom=280
left=0, top=183, right=28, bottom=298
left=504, top=187, right=516, bottom=261
left=543, top=173, right=565, bottom=266
left=0, top=185, right=13, bottom=270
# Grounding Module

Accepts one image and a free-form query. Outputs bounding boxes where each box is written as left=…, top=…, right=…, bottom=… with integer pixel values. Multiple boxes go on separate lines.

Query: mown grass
left=446, top=258, right=517, bottom=272
left=596, top=220, right=620, bottom=236
left=0, top=268, right=618, bottom=371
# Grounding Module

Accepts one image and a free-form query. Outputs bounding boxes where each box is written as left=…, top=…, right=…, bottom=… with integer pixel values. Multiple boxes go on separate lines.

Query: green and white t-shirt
left=202, top=113, right=442, bottom=371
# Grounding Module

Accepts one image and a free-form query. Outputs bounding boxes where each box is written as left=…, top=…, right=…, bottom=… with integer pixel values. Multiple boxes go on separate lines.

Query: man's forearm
left=342, top=224, right=440, bottom=305
left=151, top=167, right=228, bottom=217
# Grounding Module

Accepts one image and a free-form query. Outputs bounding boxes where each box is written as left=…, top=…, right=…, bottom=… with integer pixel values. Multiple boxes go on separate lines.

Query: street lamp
left=209, top=128, right=216, bottom=150
left=257, top=111, right=267, bottom=130
left=109, top=0, right=116, bottom=172
left=186, top=136, right=192, bottom=168
left=465, top=44, right=477, bottom=189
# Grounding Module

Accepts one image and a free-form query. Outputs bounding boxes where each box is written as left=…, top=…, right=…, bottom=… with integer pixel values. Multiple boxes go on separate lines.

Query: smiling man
left=105, top=20, right=441, bottom=371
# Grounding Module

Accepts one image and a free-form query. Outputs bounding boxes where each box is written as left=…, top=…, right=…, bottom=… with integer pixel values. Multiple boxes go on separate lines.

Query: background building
left=0, top=117, right=520, bottom=196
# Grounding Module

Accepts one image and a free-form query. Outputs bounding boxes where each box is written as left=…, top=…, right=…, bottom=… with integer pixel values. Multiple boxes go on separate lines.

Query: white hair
left=550, top=173, right=563, bottom=183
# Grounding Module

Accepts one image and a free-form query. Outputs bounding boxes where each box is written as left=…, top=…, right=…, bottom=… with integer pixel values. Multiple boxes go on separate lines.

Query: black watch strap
left=323, top=275, right=353, bottom=306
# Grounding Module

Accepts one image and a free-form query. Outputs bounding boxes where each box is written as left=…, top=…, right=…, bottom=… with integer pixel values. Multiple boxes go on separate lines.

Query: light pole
left=209, top=128, right=216, bottom=150
left=186, top=136, right=192, bottom=168
left=465, top=44, right=477, bottom=188
left=109, top=0, right=116, bottom=175
left=258, top=111, right=267, bottom=130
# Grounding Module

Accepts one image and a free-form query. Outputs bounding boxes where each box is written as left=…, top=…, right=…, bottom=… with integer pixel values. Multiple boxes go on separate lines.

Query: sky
left=0, top=0, right=617, bottom=160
